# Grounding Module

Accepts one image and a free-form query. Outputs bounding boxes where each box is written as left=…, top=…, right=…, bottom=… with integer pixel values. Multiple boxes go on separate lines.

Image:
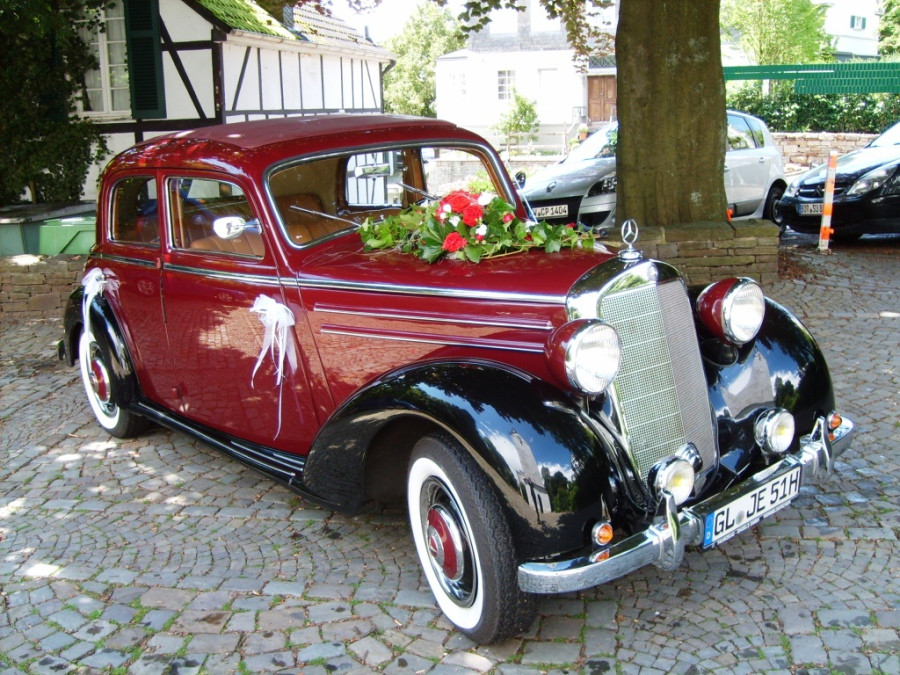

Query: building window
left=850, top=15, right=867, bottom=31
left=498, top=70, right=515, bottom=100
left=81, top=1, right=131, bottom=115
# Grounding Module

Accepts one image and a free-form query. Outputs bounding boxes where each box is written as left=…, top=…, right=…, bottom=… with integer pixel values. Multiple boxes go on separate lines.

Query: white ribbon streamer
left=250, top=295, right=297, bottom=438
left=81, top=268, right=109, bottom=336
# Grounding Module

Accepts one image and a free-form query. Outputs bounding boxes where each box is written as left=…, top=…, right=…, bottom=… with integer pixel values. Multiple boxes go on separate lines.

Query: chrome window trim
left=300, top=277, right=565, bottom=305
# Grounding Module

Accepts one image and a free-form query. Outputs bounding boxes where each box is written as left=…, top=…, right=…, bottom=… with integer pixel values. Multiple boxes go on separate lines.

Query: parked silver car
left=520, top=111, right=787, bottom=232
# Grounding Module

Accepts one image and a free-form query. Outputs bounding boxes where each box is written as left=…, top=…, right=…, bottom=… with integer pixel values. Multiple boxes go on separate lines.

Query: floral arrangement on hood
left=358, top=190, right=593, bottom=263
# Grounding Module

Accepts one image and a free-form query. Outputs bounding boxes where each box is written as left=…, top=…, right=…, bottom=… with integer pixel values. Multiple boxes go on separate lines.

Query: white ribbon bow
left=250, top=295, right=297, bottom=438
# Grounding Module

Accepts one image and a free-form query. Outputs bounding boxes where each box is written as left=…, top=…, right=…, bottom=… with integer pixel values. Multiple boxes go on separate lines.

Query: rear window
left=110, top=176, right=158, bottom=245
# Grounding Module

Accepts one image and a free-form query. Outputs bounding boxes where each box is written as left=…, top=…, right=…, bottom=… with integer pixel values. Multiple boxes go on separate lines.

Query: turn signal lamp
left=592, top=521, right=614, bottom=547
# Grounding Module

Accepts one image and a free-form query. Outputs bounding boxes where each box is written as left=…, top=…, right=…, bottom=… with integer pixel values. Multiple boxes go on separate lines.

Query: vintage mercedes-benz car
left=60, top=115, right=853, bottom=644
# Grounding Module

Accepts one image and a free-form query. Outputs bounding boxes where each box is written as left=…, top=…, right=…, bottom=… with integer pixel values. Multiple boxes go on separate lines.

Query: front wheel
left=79, top=331, right=148, bottom=438
left=407, top=433, right=536, bottom=643
left=763, top=184, right=786, bottom=229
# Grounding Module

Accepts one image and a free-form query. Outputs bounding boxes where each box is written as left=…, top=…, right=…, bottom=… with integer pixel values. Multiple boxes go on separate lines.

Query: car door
left=99, top=172, right=175, bottom=405
left=725, top=113, right=770, bottom=216
left=159, top=173, right=317, bottom=451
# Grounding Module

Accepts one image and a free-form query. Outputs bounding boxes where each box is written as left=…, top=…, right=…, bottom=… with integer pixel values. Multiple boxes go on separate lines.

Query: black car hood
left=799, top=144, right=900, bottom=186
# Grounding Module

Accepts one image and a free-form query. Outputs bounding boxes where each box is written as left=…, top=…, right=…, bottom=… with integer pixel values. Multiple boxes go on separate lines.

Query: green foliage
left=727, top=86, right=900, bottom=132
left=881, top=0, right=900, bottom=56
left=721, top=0, right=833, bottom=65
left=383, top=2, right=465, bottom=117
left=0, top=0, right=109, bottom=205
left=493, top=91, right=540, bottom=154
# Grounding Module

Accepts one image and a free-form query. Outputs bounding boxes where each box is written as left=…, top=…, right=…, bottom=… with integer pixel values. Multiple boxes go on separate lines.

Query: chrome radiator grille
left=599, top=279, right=716, bottom=482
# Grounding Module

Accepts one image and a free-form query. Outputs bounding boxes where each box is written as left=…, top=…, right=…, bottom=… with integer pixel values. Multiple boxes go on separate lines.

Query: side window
left=167, top=177, right=264, bottom=258
left=110, top=176, right=158, bottom=244
left=745, top=116, right=767, bottom=148
left=727, top=115, right=756, bottom=151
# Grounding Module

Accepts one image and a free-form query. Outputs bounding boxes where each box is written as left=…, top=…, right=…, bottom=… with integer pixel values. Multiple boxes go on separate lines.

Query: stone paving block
left=171, top=609, right=231, bottom=633
left=520, top=641, right=582, bottom=666
left=256, top=606, right=307, bottom=630
left=349, top=636, right=394, bottom=667
left=242, top=651, right=295, bottom=672
left=140, top=587, right=196, bottom=610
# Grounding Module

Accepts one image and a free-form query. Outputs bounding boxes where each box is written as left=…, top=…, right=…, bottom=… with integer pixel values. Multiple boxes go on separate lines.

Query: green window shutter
left=124, top=0, right=165, bottom=119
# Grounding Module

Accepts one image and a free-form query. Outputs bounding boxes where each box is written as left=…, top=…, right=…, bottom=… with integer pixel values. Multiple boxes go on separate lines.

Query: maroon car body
left=61, top=115, right=853, bottom=643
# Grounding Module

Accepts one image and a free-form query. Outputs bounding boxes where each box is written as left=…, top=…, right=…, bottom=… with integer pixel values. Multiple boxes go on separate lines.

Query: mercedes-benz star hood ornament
left=618, top=219, right=643, bottom=263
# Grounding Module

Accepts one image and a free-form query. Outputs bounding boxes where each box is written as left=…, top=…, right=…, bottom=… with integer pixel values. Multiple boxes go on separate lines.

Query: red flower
left=566, top=222, right=575, bottom=229
left=443, top=191, right=473, bottom=213
left=442, top=232, right=468, bottom=252
left=461, top=204, right=484, bottom=226
left=502, top=212, right=514, bottom=224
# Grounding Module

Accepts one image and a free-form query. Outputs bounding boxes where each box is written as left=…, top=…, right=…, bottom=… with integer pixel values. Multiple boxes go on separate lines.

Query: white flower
left=449, top=215, right=461, bottom=227
left=475, top=224, right=488, bottom=237
left=477, top=192, right=496, bottom=206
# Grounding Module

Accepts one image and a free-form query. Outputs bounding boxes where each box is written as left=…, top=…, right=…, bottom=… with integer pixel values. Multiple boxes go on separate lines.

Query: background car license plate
left=533, top=204, right=568, bottom=218
left=703, top=466, right=802, bottom=547
left=799, top=202, right=824, bottom=216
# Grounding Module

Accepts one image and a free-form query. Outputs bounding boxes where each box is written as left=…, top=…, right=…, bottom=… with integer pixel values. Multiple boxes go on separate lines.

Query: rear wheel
left=79, top=331, right=148, bottom=438
left=407, top=433, right=536, bottom=643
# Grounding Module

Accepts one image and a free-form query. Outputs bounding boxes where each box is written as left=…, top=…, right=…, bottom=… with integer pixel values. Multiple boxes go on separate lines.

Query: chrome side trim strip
left=164, top=264, right=290, bottom=288
left=301, top=277, right=565, bottom=305
left=320, top=327, right=545, bottom=354
left=315, top=305, right=554, bottom=332
left=94, top=253, right=157, bottom=269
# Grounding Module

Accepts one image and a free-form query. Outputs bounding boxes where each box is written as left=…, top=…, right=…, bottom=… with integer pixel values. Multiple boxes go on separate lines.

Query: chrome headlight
left=697, top=278, right=766, bottom=345
left=846, top=166, right=894, bottom=197
left=755, top=408, right=795, bottom=457
left=546, top=319, right=621, bottom=395
left=649, top=456, right=695, bottom=505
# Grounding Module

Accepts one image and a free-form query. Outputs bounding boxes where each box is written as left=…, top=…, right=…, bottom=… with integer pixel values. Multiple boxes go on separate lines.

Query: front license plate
left=799, top=202, right=824, bottom=216
left=703, top=466, right=802, bottom=547
left=533, top=204, right=569, bottom=218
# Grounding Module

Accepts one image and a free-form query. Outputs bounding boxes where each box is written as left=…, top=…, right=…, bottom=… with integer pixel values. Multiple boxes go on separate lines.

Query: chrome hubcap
left=420, top=478, right=475, bottom=607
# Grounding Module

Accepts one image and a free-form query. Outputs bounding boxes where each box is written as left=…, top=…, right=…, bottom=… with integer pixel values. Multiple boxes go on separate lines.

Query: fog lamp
left=755, top=408, right=795, bottom=457
left=649, top=457, right=695, bottom=506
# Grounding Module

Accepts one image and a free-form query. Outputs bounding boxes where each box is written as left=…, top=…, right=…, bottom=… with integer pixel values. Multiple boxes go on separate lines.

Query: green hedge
left=727, top=86, right=900, bottom=133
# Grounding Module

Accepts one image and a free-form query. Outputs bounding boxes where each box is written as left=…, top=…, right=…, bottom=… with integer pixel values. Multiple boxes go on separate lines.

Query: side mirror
left=515, top=171, right=526, bottom=189
left=213, top=216, right=260, bottom=239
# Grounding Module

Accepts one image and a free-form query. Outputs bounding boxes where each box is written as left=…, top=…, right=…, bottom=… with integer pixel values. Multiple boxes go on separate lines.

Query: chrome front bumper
left=518, top=414, right=854, bottom=594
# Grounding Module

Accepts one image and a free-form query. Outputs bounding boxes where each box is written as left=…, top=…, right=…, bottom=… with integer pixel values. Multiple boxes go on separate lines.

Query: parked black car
left=779, top=120, right=900, bottom=240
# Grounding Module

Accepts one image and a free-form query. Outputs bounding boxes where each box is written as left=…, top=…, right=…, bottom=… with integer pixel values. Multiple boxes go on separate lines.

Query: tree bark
left=616, top=0, right=727, bottom=228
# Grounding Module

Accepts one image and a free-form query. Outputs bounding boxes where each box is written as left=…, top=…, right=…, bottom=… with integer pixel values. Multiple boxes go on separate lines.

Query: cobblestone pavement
left=1, top=235, right=898, bottom=674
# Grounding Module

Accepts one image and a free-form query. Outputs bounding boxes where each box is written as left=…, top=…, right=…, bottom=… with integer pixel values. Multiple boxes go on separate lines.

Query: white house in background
left=78, top=0, right=392, bottom=200
left=435, top=0, right=618, bottom=152
left=814, top=0, right=882, bottom=60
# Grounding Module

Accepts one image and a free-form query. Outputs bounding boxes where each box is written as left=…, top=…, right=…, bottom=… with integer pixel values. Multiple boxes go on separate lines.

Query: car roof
left=105, top=115, right=484, bottom=177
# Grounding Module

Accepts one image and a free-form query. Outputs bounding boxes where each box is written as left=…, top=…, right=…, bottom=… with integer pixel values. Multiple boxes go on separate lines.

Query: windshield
left=870, top=121, right=900, bottom=147
left=566, top=124, right=618, bottom=163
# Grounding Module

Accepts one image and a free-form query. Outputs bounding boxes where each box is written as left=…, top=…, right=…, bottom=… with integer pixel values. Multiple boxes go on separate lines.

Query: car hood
left=797, top=144, right=900, bottom=186
left=522, top=158, right=617, bottom=200
left=297, top=236, right=615, bottom=302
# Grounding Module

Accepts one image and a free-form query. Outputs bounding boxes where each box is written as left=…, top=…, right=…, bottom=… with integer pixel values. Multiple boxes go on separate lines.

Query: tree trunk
left=616, top=0, right=727, bottom=228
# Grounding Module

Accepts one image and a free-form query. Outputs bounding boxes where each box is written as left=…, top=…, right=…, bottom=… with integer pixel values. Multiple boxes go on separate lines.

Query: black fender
left=703, top=298, right=835, bottom=457
left=302, top=360, right=616, bottom=560
left=66, top=285, right=141, bottom=410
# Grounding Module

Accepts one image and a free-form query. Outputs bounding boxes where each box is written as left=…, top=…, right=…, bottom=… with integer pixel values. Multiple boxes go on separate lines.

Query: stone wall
left=604, top=219, right=781, bottom=287
left=1, top=255, right=85, bottom=320
left=772, top=132, right=875, bottom=172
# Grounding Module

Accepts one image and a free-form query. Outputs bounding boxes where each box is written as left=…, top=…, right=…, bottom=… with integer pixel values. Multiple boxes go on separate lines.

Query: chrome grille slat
left=599, top=279, right=717, bottom=483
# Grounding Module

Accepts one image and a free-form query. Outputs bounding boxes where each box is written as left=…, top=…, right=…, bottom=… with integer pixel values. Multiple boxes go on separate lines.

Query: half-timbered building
left=80, top=0, right=393, bottom=199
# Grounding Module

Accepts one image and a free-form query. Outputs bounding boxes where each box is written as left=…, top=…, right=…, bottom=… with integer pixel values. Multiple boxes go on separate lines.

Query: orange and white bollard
left=818, top=150, right=838, bottom=253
